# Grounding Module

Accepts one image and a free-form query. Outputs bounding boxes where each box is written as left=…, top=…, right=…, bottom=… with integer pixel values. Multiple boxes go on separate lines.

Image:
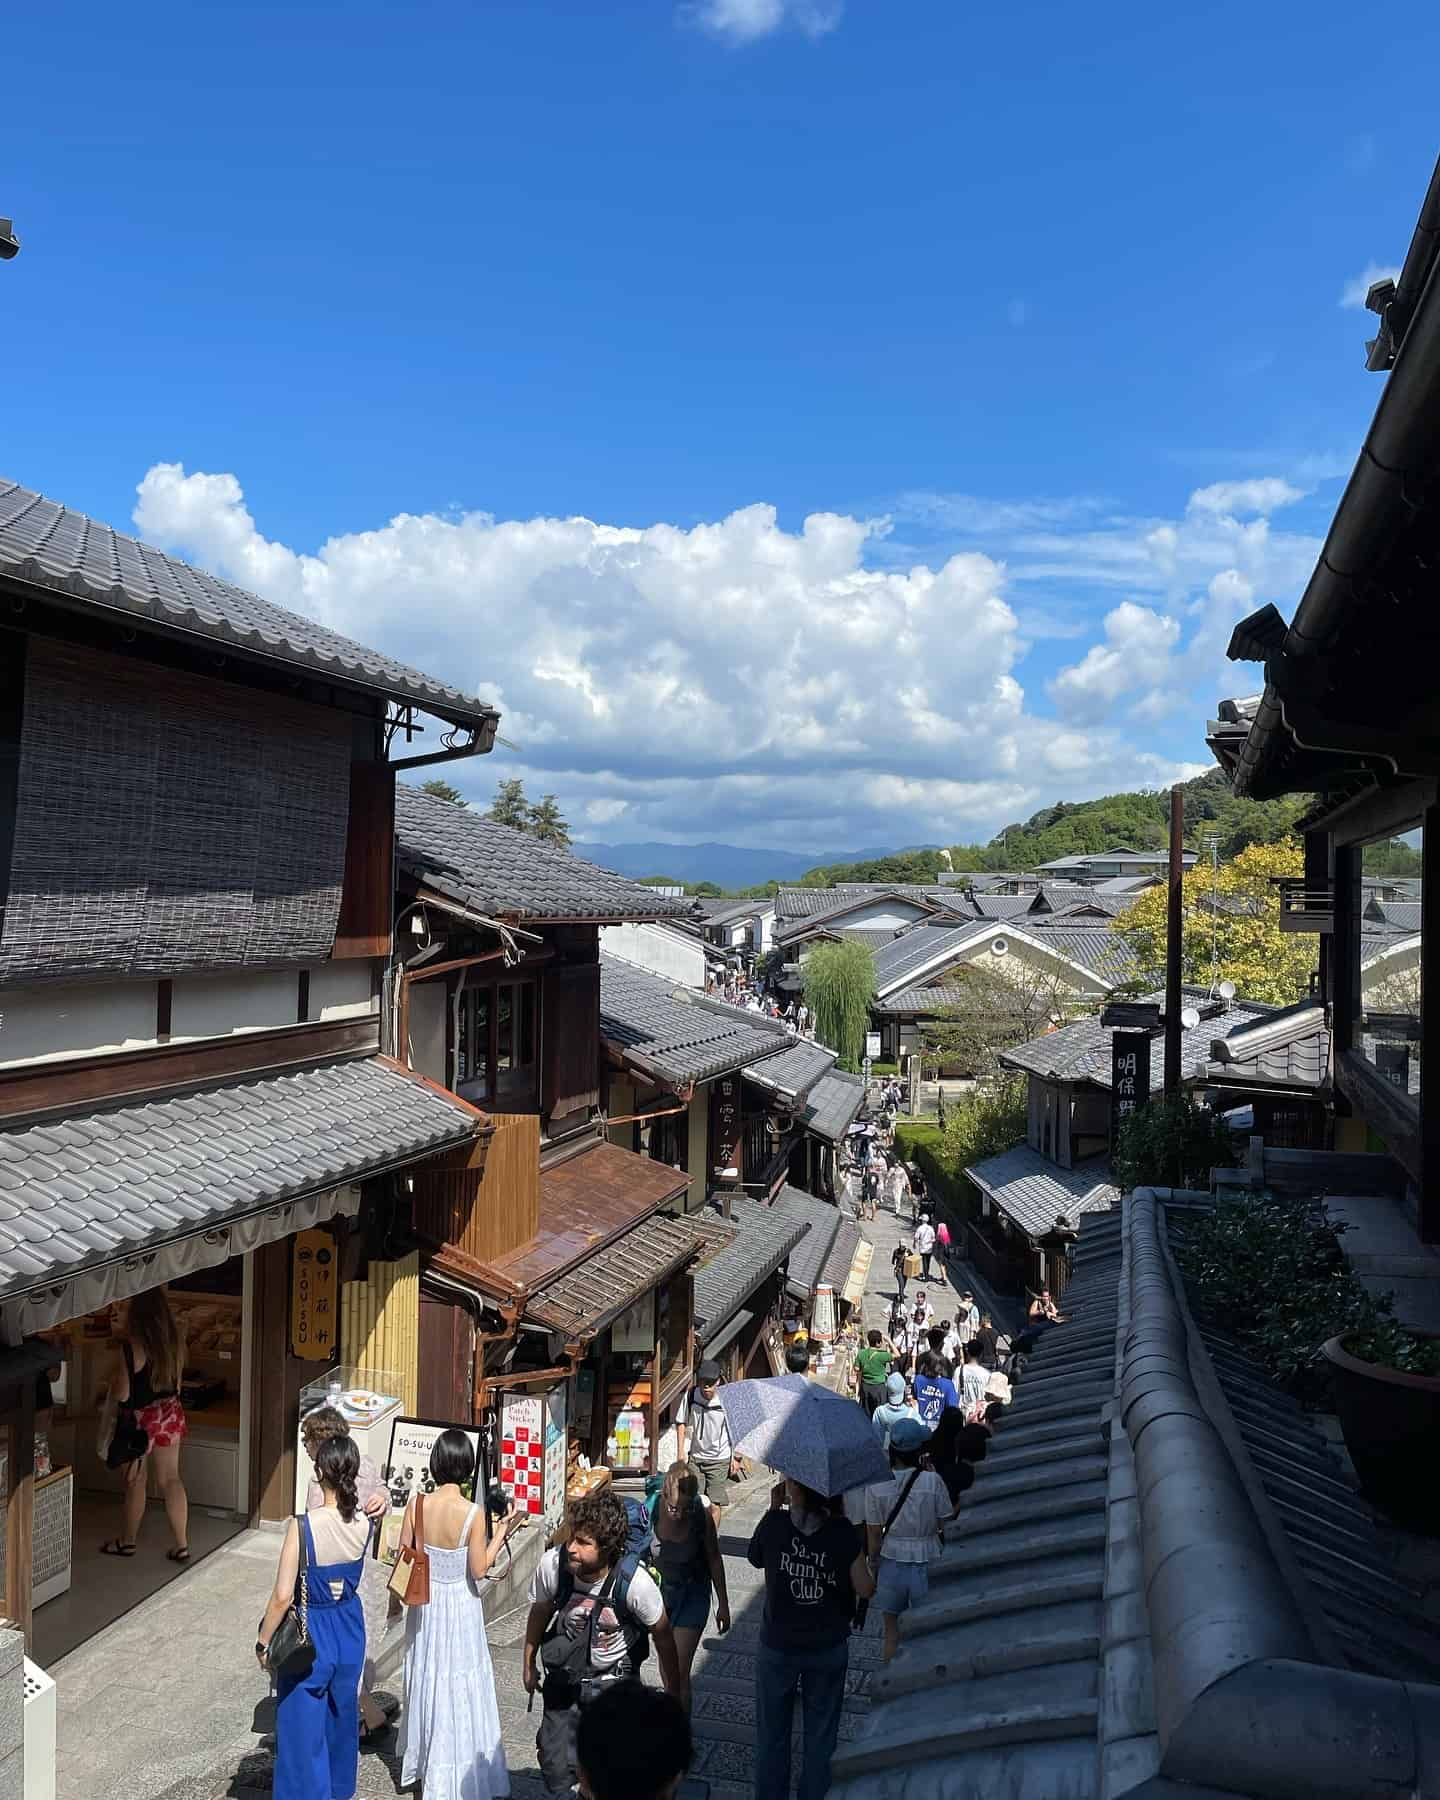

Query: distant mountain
left=572, top=839, right=913, bottom=889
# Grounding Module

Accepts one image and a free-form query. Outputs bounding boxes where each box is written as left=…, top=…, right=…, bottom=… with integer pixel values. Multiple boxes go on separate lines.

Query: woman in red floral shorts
left=100, top=1287, right=190, bottom=1562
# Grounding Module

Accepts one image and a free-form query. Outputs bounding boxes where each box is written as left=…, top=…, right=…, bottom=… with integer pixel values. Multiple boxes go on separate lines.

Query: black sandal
left=101, top=1539, right=137, bottom=1557
left=166, top=1547, right=190, bottom=1563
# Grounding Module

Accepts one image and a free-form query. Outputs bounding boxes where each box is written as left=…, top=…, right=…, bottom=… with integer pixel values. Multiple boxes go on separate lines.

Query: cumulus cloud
left=1049, top=602, right=1181, bottom=723
left=133, top=462, right=1209, bottom=849
left=1340, top=263, right=1400, bottom=309
left=682, top=0, right=842, bottom=43
left=1186, top=478, right=1304, bottom=517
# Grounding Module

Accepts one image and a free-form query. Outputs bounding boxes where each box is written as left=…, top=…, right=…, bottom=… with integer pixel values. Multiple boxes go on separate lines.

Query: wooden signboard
left=1110, top=1030, right=1151, bottom=1149
left=290, top=1229, right=338, bottom=1361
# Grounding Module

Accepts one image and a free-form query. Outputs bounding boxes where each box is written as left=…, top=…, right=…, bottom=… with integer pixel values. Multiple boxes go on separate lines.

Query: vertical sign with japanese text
left=711, top=1076, right=741, bottom=1180
left=291, top=1228, right=338, bottom=1360
left=1110, top=1031, right=1151, bottom=1151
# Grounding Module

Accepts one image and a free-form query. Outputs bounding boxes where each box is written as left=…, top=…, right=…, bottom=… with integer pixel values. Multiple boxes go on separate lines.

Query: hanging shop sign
left=1110, top=1030, right=1151, bottom=1150
left=290, top=1228, right=338, bottom=1361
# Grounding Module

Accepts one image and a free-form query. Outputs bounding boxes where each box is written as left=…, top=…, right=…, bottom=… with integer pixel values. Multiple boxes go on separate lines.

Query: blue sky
left=5, top=1, right=1435, bottom=851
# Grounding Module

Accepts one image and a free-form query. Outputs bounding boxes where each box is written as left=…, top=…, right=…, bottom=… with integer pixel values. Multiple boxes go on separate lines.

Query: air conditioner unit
left=23, top=1658, right=55, bottom=1800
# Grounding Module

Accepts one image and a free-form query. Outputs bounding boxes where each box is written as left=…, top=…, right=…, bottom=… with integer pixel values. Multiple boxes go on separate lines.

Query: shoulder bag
left=853, top=1467, right=924, bottom=1632
left=263, top=1516, right=316, bottom=1680
left=388, top=1493, right=431, bottom=1606
left=102, top=1346, right=150, bottom=1470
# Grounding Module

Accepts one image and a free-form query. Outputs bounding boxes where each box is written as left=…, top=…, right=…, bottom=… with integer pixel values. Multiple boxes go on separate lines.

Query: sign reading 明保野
left=1110, top=1030, right=1151, bottom=1151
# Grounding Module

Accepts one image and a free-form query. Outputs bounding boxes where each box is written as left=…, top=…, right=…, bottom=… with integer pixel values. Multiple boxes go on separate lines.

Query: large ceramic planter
left=1320, top=1331, right=1440, bottom=1534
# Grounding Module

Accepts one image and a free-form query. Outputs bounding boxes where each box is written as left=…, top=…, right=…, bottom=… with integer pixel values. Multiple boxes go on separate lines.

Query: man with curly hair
left=523, top=1490, right=679, bottom=1794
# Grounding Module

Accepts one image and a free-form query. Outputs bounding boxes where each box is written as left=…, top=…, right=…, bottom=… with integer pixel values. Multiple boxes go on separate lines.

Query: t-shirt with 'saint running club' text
left=747, top=1509, right=862, bottom=1652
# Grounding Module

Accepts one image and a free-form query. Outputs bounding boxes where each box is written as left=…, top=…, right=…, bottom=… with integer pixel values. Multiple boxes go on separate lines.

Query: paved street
left=71, top=1186, right=1015, bottom=1800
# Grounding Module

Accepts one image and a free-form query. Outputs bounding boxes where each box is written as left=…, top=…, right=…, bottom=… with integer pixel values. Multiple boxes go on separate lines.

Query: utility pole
left=1163, top=784, right=1184, bottom=1094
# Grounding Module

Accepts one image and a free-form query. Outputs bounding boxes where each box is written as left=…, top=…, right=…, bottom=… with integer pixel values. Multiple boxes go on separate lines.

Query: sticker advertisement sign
left=498, top=1385, right=568, bottom=1521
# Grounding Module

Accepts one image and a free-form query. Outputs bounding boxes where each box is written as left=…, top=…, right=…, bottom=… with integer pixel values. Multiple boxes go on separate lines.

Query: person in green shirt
left=853, top=1330, right=894, bottom=1417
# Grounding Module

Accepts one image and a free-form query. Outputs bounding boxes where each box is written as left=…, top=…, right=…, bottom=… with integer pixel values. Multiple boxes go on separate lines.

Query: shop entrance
left=25, top=1253, right=253, bottom=1669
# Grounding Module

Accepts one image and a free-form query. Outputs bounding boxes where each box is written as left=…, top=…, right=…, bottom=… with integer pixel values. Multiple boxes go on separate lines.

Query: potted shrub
left=1320, top=1322, right=1440, bottom=1535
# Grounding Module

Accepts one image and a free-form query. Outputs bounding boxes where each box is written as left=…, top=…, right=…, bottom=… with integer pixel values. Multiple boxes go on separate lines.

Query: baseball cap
left=696, top=1358, right=722, bottom=1383
left=889, top=1417, right=931, bottom=1453
left=884, top=1372, right=906, bottom=1403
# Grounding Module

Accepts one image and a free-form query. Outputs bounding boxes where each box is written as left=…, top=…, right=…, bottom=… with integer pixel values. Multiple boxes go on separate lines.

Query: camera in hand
left=487, top=1481, right=511, bottom=1518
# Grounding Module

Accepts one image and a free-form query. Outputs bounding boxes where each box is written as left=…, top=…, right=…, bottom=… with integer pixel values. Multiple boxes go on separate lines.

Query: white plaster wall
left=0, top=981, right=159, bottom=1069
left=828, top=900, right=929, bottom=932
left=599, top=924, right=706, bottom=989
left=309, top=960, right=378, bottom=1020
left=170, top=970, right=298, bottom=1040
left=407, top=981, right=448, bottom=1086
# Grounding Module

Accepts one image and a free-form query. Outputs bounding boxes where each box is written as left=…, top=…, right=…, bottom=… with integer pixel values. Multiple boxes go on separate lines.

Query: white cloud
left=133, top=462, right=1215, bottom=850
left=682, top=0, right=842, bottom=43
left=1341, top=263, right=1400, bottom=309
left=1186, top=478, right=1304, bottom=517
left=1049, top=601, right=1181, bottom=723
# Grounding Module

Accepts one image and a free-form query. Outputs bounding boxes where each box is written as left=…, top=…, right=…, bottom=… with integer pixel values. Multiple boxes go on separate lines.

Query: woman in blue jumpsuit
left=257, top=1434, right=373, bottom=1800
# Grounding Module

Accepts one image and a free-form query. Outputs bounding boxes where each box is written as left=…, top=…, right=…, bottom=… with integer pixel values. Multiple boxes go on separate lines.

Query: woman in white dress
left=397, top=1430, right=528, bottom=1800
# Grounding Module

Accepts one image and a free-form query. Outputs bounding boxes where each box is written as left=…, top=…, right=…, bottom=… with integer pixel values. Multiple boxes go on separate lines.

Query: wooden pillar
left=1332, top=843, right=1361, bottom=1057
left=5, top=1392, right=35, bottom=1648
left=1420, top=805, right=1440, bottom=1243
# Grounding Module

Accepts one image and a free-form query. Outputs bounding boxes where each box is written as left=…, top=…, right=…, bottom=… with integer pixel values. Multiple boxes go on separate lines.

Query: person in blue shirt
left=911, top=1352, right=958, bottom=1431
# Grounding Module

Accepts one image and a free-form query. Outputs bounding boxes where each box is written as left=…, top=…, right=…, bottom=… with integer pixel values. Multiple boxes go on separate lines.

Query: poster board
left=378, top=1414, right=484, bottom=1563
left=498, top=1383, right=568, bottom=1525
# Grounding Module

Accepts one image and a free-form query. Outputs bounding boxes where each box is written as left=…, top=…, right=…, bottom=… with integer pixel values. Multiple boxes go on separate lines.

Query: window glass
left=1360, top=825, right=1422, bottom=1103
left=497, top=984, right=514, bottom=1075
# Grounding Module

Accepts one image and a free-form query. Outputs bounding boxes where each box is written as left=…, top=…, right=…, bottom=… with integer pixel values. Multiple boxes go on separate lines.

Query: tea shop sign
left=291, top=1228, right=338, bottom=1361
left=1110, top=1030, right=1151, bottom=1149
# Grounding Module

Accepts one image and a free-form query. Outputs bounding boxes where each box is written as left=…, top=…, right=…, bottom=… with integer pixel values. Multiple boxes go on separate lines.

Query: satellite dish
left=1180, top=1006, right=1201, bottom=1030
left=1216, top=980, right=1236, bottom=1001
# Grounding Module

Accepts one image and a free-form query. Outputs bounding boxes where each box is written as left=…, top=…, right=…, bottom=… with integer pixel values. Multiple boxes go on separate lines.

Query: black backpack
left=546, top=1551, right=654, bottom=1679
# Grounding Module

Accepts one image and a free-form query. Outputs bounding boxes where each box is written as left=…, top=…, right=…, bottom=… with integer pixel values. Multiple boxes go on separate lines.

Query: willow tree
left=803, top=941, right=877, bottom=1072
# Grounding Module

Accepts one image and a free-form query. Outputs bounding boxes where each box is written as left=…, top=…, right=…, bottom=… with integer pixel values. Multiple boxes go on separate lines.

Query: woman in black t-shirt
left=747, top=1479, right=874, bottom=1800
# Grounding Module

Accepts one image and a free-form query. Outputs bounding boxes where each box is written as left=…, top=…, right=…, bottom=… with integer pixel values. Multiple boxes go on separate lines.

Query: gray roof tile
left=396, top=785, right=691, bottom=924
left=800, top=1068, right=866, bottom=1143
left=741, top=1037, right=837, bottom=1102
left=0, top=1057, right=480, bottom=1299
left=965, top=1145, right=1120, bottom=1240
left=0, top=479, right=495, bottom=726
left=690, top=1197, right=812, bottom=1339
left=1000, top=987, right=1272, bottom=1090
left=599, top=956, right=790, bottom=1085
left=771, top=1184, right=846, bottom=1299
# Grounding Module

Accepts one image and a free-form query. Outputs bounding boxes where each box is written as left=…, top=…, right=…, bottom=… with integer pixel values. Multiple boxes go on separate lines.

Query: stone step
left=904, top=1561, right=1103, bottom=1636
left=691, top=1671, right=871, bottom=1713
left=982, top=1430, right=1105, bottom=1475
left=875, top=1606, right=1101, bottom=1701
left=933, top=1512, right=1106, bottom=1577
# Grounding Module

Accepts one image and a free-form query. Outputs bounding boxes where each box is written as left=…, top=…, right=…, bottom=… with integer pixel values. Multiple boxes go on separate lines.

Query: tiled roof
left=1031, top=890, right=1134, bottom=919
left=0, top=479, right=496, bottom=727
left=524, top=1213, right=702, bottom=1337
left=799, top=1068, right=866, bottom=1143
left=741, top=1036, right=836, bottom=1102
left=774, top=884, right=970, bottom=925
left=0, top=1057, right=481, bottom=1300
left=696, top=897, right=773, bottom=925
left=1000, top=987, right=1271, bottom=1089
left=819, top=1215, right=864, bottom=1294
left=964, top=893, right=1035, bottom=921
left=828, top=927, right=908, bottom=950
left=690, top=1196, right=811, bottom=1339
left=965, top=1145, right=1119, bottom=1240
left=1014, top=924, right=1141, bottom=983
left=872, top=920, right=997, bottom=992
left=395, top=785, right=690, bottom=923
left=872, top=984, right=965, bottom=1017
left=1366, top=899, right=1422, bottom=933
left=772, top=1184, right=846, bottom=1299
left=1208, top=998, right=1330, bottom=1090
left=599, top=956, right=790, bottom=1084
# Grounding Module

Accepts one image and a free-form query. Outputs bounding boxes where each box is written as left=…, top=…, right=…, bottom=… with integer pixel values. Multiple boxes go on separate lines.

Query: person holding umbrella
left=747, top=1478, right=874, bottom=1800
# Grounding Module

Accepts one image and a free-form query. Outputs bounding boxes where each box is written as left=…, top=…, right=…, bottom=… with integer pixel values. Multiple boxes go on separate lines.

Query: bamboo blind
left=342, top=1252, right=420, bottom=1414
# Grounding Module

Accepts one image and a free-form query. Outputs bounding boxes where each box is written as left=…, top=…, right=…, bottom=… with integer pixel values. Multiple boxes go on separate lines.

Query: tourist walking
left=100, top=1286, right=190, bottom=1562
left=648, top=1461, right=731, bottom=1710
left=577, top=1682, right=692, bottom=1800
left=258, top=1434, right=371, bottom=1800
left=885, top=1159, right=910, bottom=1217
left=747, top=1479, right=874, bottom=1800
left=865, top=1417, right=954, bottom=1663
left=523, top=1490, right=680, bottom=1794
left=871, top=1370, right=920, bottom=1451
left=675, top=1358, right=738, bottom=1521
left=890, top=1240, right=909, bottom=1304
left=959, top=1342, right=991, bottom=1419
left=912, top=1351, right=959, bottom=1431
left=301, top=1406, right=390, bottom=1742
left=853, top=1329, right=894, bottom=1417
left=913, top=1215, right=937, bottom=1281
left=397, top=1429, right=527, bottom=1800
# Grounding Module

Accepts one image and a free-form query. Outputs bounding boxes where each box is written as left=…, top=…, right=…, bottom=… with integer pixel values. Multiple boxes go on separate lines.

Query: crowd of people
left=704, top=971, right=817, bottom=1036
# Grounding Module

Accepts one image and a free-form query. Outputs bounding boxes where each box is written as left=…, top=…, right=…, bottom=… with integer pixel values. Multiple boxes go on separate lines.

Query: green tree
left=487, top=778, right=532, bottom=830
left=418, top=777, right=466, bottom=805
left=938, top=1076, right=1029, bottom=1170
left=802, top=941, right=877, bottom=1072
left=690, top=881, right=724, bottom=897
left=528, top=793, right=571, bottom=848
left=1114, top=840, right=1315, bottom=1004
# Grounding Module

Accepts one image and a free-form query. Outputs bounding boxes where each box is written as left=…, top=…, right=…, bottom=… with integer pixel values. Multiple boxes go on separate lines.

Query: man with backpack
left=523, top=1490, right=681, bottom=1794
